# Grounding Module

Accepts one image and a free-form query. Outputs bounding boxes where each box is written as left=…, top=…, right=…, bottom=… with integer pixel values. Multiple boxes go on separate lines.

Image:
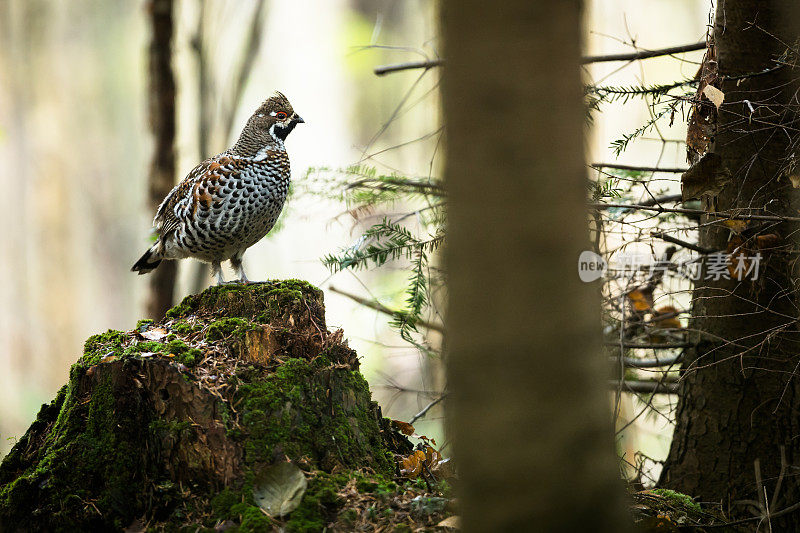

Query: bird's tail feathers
left=131, top=243, right=164, bottom=274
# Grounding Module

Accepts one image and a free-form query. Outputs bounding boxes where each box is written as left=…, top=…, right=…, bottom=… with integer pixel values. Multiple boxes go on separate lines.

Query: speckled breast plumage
left=132, top=91, right=303, bottom=283
left=158, top=149, right=290, bottom=263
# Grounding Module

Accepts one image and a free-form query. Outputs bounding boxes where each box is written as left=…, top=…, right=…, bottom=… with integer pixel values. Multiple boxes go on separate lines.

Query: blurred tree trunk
left=145, top=0, right=177, bottom=319
left=442, top=1, right=630, bottom=531
left=660, top=2, right=800, bottom=527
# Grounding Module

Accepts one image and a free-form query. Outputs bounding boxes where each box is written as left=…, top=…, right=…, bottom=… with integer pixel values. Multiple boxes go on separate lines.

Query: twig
left=375, top=40, right=707, bottom=76
left=651, top=231, right=716, bottom=254
left=610, top=380, right=678, bottom=394
left=619, top=354, right=683, bottom=369
left=639, top=194, right=682, bottom=207
left=590, top=202, right=800, bottom=222
left=604, top=341, right=694, bottom=349
left=410, top=394, right=447, bottom=424
left=374, top=59, right=443, bottom=76
left=329, top=286, right=444, bottom=333
left=582, top=41, right=706, bottom=64
left=592, top=163, right=688, bottom=173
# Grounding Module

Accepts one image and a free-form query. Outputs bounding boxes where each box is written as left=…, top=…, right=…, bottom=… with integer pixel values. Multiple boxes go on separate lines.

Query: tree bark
left=0, top=282, right=419, bottom=531
left=442, top=1, right=630, bottom=531
left=145, top=0, right=178, bottom=319
left=660, top=1, right=800, bottom=527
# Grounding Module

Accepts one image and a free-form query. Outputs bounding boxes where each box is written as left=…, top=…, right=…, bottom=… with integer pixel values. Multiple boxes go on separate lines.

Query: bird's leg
left=211, top=261, right=225, bottom=285
left=230, top=255, right=250, bottom=284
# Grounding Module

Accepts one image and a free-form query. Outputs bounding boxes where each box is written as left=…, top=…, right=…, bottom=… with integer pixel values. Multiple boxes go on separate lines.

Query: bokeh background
left=0, top=0, right=709, bottom=468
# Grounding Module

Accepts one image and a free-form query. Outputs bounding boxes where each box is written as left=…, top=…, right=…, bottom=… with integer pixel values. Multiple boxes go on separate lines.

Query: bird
left=131, top=92, right=304, bottom=285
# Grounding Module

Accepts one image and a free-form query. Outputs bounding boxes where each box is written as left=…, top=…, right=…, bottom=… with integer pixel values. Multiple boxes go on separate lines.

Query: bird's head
left=251, top=91, right=304, bottom=143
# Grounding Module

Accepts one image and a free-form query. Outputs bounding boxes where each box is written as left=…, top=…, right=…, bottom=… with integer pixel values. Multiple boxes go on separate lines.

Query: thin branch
left=582, top=41, right=706, bottom=64
left=374, top=59, right=442, bottom=76
left=620, top=355, right=683, bottom=369
left=610, top=380, right=679, bottom=394
left=651, top=231, right=716, bottom=254
left=375, top=40, right=707, bottom=76
left=604, top=342, right=695, bottom=349
left=591, top=163, right=688, bottom=173
left=409, top=394, right=447, bottom=424
left=639, top=194, right=682, bottom=207
left=329, top=286, right=444, bottom=333
left=590, top=202, right=800, bottom=222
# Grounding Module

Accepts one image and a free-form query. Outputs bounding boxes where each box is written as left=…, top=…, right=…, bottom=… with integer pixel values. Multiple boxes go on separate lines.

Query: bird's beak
left=293, top=114, right=305, bottom=125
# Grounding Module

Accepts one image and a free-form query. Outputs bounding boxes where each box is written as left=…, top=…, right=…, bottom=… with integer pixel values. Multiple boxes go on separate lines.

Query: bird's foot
left=217, top=280, right=247, bottom=286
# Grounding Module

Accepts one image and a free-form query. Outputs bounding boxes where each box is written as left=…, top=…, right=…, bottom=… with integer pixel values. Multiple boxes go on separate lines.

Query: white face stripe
left=257, top=113, right=265, bottom=118
left=269, top=111, right=277, bottom=117
left=263, top=123, right=285, bottom=151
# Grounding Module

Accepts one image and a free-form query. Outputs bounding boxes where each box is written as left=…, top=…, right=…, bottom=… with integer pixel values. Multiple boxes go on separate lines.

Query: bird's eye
left=275, top=111, right=288, bottom=120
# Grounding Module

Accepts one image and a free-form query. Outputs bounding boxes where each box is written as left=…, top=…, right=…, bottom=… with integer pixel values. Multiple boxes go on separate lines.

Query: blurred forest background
left=0, top=0, right=709, bottom=463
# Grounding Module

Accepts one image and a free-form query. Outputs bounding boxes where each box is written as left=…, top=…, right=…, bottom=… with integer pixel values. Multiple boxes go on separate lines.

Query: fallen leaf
left=702, top=84, right=725, bottom=109
left=686, top=45, right=717, bottom=164
left=756, top=234, right=780, bottom=249
left=788, top=173, right=800, bottom=189
left=627, top=289, right=653, bottom=312
left=141, top=327, right=169, bottom=341
left=722, top=220, right=749, bottom=234
left=652, top=306, right=682, bottom=330
left=391, top=419, right=415, bottom=436
left=437, top=516, right=460, bottom=529
left=252, top=462, right=308, bottom=517
left=400, top=450, right=427, bottom=479
left=424, top=445, right=442, bottom=469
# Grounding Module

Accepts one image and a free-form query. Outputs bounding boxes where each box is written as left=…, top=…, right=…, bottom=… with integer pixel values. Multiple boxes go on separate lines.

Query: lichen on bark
left=0, top=280, right=428, bottom=532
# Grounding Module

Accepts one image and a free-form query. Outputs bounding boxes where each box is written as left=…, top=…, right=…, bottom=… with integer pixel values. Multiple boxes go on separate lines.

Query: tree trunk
left=442, top=1, right=630, bottom=531
left=145, top=0, right=178, bottom=319
left=0, top=282, right=433, bottom=532
left=660, top=1, right=800, bottom=527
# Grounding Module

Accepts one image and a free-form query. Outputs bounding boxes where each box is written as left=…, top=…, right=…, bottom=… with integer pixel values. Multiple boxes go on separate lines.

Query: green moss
left=0, top=363, right=155, bottom=531
left=150, top=419, right=192, bottom=438
left=163, top=338, right=202, bottom=367
left=166, top=280, right=324, bottom=325
left=165, top=297, right=194, bottom=319
left=233, top=359, right=393, bottom=475
left=239, top=506, right=272, bottom=532
left=170, top=320, right=200, bottom=335
left=356, top=476, right=397, bottom=497
left=136, top=319, right=154, bottom=331
left=211, top=489, right=241, bottom=521
left=436, top=480, right=452, bottom=498
left=651, top=488, right=701, bottom=513
left=123, top=340, right=164, bottom=356
left=284, top=473, right=345, bottom=533
left=206, top=317, right=257, bottom=342
left=339, top=508, right=358, bottom=526
left=81, top=329, right=127, bottom=366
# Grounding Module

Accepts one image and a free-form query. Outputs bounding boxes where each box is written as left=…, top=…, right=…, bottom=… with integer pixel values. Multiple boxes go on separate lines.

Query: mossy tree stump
left=0, top=281, right=425, bottom=532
